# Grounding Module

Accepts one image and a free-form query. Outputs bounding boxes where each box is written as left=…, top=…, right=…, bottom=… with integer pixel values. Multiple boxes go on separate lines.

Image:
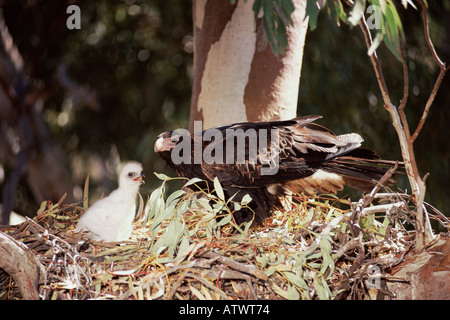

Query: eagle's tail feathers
left=322, top=157, right=403, bottom=191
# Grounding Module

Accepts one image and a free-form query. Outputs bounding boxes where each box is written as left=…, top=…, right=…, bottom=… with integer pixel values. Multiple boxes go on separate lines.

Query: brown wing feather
left=200, top=115, right=368, bottom=187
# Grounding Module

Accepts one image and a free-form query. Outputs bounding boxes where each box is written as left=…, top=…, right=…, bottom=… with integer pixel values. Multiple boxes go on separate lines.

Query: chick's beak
left=133, top=171, right=146, bottom=184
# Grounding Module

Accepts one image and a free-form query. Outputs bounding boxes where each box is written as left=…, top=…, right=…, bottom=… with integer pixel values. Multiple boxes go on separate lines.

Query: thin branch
left=202, top=251, right=268, bottom=280
left=411, top=68, right=447, bottom=143
left=410, top=0, right=448, bottom=143
left=358, top=18, right=392, bottom=105
left=417, top=0, right=445, bottom=68
left=351, top=1, right=445, bottom=249
left=361, top=202, right=406, bottom=216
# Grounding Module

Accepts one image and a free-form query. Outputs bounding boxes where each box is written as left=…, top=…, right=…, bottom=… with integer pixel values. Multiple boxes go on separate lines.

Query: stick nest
left=0, top=174, right=448, bottom=300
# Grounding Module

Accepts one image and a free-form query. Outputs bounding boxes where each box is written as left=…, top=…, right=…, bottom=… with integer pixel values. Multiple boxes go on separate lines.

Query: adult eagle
left=154, top=115, right=399, bottom=224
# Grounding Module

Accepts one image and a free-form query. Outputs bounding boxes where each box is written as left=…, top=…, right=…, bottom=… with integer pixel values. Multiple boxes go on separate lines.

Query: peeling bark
left=190, top=0, right=308, bottom=131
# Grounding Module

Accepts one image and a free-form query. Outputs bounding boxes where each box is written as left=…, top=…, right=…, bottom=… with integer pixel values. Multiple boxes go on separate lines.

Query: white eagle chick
left=76, top=161, right=145, bottom=242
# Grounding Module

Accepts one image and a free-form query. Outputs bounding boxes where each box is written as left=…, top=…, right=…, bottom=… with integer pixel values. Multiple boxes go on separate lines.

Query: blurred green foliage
left=3, top=0, right=193, bottom=201
left=1, top=0, right=448, bottom=216
left=300, top=1, right=450, bottom=214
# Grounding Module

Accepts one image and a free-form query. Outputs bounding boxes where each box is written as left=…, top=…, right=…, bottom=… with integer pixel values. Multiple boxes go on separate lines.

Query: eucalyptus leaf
left=184, top=177, right=204, bottom=187
left=284, top=271, right=309, bottom=290
left=265, top=267, right=277, bottom=277
left=166, top=189, right=185, bottom=207
left=252, top=0, right=263, bottom=22
left=287, top=284, right=300, bottom=300
left=175, top=236, right=191, bottom=261
left=196, top=197, right=213, bottom=213
left=177, top=198, right=190, bottom=215
left=154, top=256, right=173, bottom=264
left=154, top=172, right=170, bottom=180
left=328, top=0, right=347, bottom=26
left=143, top=187, right=164, bottom=226
left=256, top=254, right=269, bottom=267
left=314, top=275, right=333, bottom=300
left=213, top=177, right=225, bottom=201
left=383, top=1, right=404, bottom=59
left=306, top=0, right=320, bottom=31
left=279, top=0, right=295, bottom=24
left=216, top=214, right=232, bottom=226
left=241, top=193, right=252, bottom=205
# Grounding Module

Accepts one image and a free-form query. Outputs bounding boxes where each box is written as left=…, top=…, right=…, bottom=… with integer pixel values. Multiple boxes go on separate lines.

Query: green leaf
left=175, top=236, right=191, bottom=261
left=196, top=197, right=213, bottom=213
left=252, top=0, right=263, bottom=23
left=271, top=282, right=290, bottom=299
left=243, top=219, right=253, bottom=234
left=177, top=198, right=190, bottom=215
left=258, top=0, right=293, bottom=56
left=147, top=197, right=169, bottom=234
left=213, top=177, right=225, bottom=201
left=314, top=275, right=333, bottom=300
left=383, top=1, right=404, bottom=59
left=241, top=194, right=252, bottom=206
left=216, top=214, right=232, bottom=226
left=263, top=16, right=278, bottom=54
left=262, top=0, right=274, bottom=28
left=184, top=177, right=204, bottom=187
left=284, top=271, right=309, bottom=291
left=165, top=219, right=185, bottom=247
left=166, top=189, right=185, bottom=207
left=279, top=0, right=295, bottom=24
left=154, top=256, right=173, bottom=264
left=274, top=15, right=288, bottom=55
left=287, top=284, right=300, bottom=300
left=256, top=254, right=269, bottom=267
left=154, top=172, right=170, bottom=180
left=328, top=0, right=347, bottom=26
left=143, top=187, right=164, bottom=226
left=306, top=0, right=320, bottom=31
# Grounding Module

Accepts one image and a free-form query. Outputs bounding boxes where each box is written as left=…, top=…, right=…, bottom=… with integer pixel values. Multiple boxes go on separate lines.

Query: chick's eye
left=128, top=172, right=133, bottom=177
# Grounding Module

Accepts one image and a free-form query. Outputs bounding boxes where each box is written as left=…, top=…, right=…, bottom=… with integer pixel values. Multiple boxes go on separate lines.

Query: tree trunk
left=189, top=0, right=308, bottom=131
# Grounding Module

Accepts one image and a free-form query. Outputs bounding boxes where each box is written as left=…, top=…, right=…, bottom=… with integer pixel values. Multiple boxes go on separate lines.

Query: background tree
left=189, top=0, right=308, bottom=130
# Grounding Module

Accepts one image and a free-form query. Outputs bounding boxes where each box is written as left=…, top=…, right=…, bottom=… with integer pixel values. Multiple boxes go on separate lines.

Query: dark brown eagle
left=154, top=115, right=400, bottom=225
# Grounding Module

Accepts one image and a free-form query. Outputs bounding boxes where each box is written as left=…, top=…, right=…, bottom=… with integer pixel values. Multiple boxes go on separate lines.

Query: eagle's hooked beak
left=154, top=134, right=178, bottom=153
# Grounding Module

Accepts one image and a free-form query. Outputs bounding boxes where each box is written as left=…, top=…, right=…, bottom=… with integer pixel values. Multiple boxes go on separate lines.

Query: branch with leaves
left=232, top=0, right=296, bottom=56
left=305, top=0, right=448, bottom=250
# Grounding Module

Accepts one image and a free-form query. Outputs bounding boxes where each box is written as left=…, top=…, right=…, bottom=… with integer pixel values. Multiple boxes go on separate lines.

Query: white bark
left=190, top=0, right=308, bottom=131
left=196, top=0, right=256, bottom=128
